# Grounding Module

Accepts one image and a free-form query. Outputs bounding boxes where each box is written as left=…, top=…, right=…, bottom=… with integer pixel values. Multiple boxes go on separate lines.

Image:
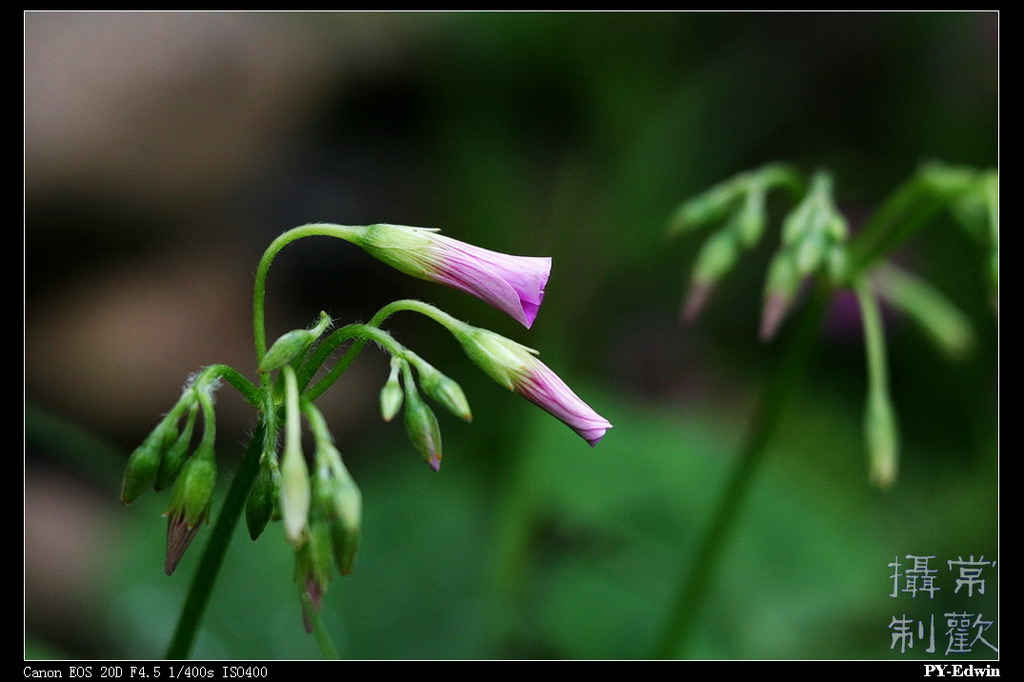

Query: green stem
left=655, top=284, right=830, bottom=659
left=301, top=300, right=457, bottom=401
left=165, top=421, right=266, bottom=659
left=195, top=364, right=262, bottom=408
left=253, top=224, right=363, bottom=381
left=301, top=592, right=341, bottom=659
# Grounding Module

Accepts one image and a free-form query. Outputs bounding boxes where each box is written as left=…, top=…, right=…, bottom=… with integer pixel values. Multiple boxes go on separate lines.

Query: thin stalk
left=655, top=284, right=830, bottom=659
left=301, top=592, right=341, bottom=659
left=165, top=422, right=265, bottom=659
left=253, top=224, right=362, bottom=379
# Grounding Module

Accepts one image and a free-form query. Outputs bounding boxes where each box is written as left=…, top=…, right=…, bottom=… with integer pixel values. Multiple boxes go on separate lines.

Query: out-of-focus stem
left=655, top=284, right=830, bottom=659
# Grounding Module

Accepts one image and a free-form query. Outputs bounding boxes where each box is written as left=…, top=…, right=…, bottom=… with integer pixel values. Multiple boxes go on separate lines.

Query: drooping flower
left=454, top=327, right=612, bottom=446
left=354, top=224, right=551, bottom=328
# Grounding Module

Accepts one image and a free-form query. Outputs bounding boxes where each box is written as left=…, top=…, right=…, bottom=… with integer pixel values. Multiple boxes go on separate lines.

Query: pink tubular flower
left=516, top=359, right=613, bottom=446
left=356, top=224, right=551, bottom=328
left=455, top=327, right=612, bottom=446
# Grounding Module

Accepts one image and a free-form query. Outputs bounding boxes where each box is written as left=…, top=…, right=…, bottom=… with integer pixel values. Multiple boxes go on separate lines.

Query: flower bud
left=261, top=329, right=316, bottom=373
left=352, top=224, right=551, bottom=328
left=295, top=518, right=334, bottom=632
left=281, top=366, right=310, bottom=544
left=281, top=437, right=310, bottom=544
left=760, top=252, right=800, bottom=341
left=413, top=359, right=472, bottom=422
left=692, top=229, right=740, bottom=287
left=666, top=180, right=742, bottom=236
left=331, top=517, right=361, bottom=577
left=155, top=405, right=199, bottom=491
left=795, top=228, right=826, bottom=277
left=246, top=455, right=280, bottom=541
left=403, top=382, right=443, bottom=471
left=260, top=311, right=331, bottom=373
left=379, top=358, right=404, bottom=422
left=453, top=326, right=611, bottom=446
left=866, top=391, right=899, bottom=489
left=164, top=446, right=216, bottom=574
left=120, top=436, right=162, bottom=505
left=735, top=186, right=767, bottom=248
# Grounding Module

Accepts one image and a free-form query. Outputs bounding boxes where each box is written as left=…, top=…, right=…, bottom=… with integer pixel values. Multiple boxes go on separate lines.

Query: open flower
left=355, top=224, right=551, bottom=328
left=455, top=327, right=612, bottom=446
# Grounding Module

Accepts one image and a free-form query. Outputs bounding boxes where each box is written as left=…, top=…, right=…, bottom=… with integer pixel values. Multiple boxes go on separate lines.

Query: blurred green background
left=25, top=11, right=997, bottom=660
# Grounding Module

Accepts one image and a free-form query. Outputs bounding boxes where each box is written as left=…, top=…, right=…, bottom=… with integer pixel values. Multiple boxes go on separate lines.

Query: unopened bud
left=403, top=382, right=443, bottom=472
left=281, top=366, right=310, bottom=544
left=155, top=406, right=199, bottom=491
left=735, top=187, right=767, bottom=248
left=246, top=455, right=280, bottom=541
left=760, top=253, right=800, bottom=341
left=414, top=359, right=472, bottom=422
left=379, top=358, right=404, bottom=422
left=121, top=436, right=162, bottom=505
left=331, top=517, right=361, bottom=577
left=261, top=311, right=332, bottom=373
left=667, top=179, right=742, bottom=236
left=795, top=229, right=826, bottom=276
left=164, top=447, right=216, bottom=574
left=692, top=229, right=740, bottom=287
left=866, top=392, right=899, bottom=489
left=281, top=440, right=310, bottom=544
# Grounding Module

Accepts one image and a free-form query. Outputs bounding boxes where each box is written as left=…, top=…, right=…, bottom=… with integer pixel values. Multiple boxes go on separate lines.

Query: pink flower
left=357, top=225, right=551, bottom=328
left=514, top=359, right=613, bottom=446
left=455, top=327, right=612, bottom=446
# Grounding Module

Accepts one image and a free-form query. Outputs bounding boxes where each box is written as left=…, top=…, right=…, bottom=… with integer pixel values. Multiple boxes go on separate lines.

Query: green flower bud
left=331, top=516, right=361, bottom=577
left=261, top=329, right=316, bottom=373
left=866, top=391, right=899, bottom=489
left=295, top=518, right=334, bottom=632
left=155, top=405, right=199, bottom=491
left=120, top=435, right=162, bottom=505
left=246, top=455, right=280, bottom=541
left=260, top=311, right=332, bottom=373
left=734, top=186, right=767, bottom=248
left=413, top=358, right=472, bottom=422
left=795, top=228, right=826, bottom=276
left=403, top=379, right=443, bottom=472
left=281, top=366, right=310, bottom=544
left=281, top=436, right=310, bottom=544
left=379, top=357, right=404, bottom=422
left=164, top=446, right=216, bottom=574
left=308, top=518, right=334, bottom=596
left=692, top=229, right=740, bottom=286
left=667, top=178, right=743, bottom=236
left=760, top=253, right=800, bottom=341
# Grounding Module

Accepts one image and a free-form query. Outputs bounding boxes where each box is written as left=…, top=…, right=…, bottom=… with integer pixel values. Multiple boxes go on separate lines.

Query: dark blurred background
left=25, top=11, right=997, bottom=660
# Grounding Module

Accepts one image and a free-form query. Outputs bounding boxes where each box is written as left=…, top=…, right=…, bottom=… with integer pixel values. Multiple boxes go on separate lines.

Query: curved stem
left=165, top=421, right=266, bottom=659
left=297, top=299, right=464, bottom=401
left=303, top=325, right=408, bottom=401
left=655, top=284, right=831, bottom=659
left=253, top=224, right=363, bottom=381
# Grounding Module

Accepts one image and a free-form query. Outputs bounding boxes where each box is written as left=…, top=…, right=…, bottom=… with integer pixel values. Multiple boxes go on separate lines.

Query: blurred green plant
left=119, top=223, right=610, bottom=659
left=659, top=160, right=997, bottom=657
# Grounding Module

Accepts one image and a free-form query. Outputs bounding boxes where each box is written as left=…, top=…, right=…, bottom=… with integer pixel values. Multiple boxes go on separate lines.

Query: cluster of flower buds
left=668, top=161, right=997, bottom=488
left=667, top=163, right=802, bottom=323
left=120, top=373, right=222, bottom=574
left=760, top=171, right=849, bottom=340
left=122, top=221, right=612, bottom=632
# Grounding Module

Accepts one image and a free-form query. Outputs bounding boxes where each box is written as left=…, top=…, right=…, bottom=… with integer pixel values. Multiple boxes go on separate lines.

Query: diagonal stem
left=655, top=284, right=830, bottom=659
